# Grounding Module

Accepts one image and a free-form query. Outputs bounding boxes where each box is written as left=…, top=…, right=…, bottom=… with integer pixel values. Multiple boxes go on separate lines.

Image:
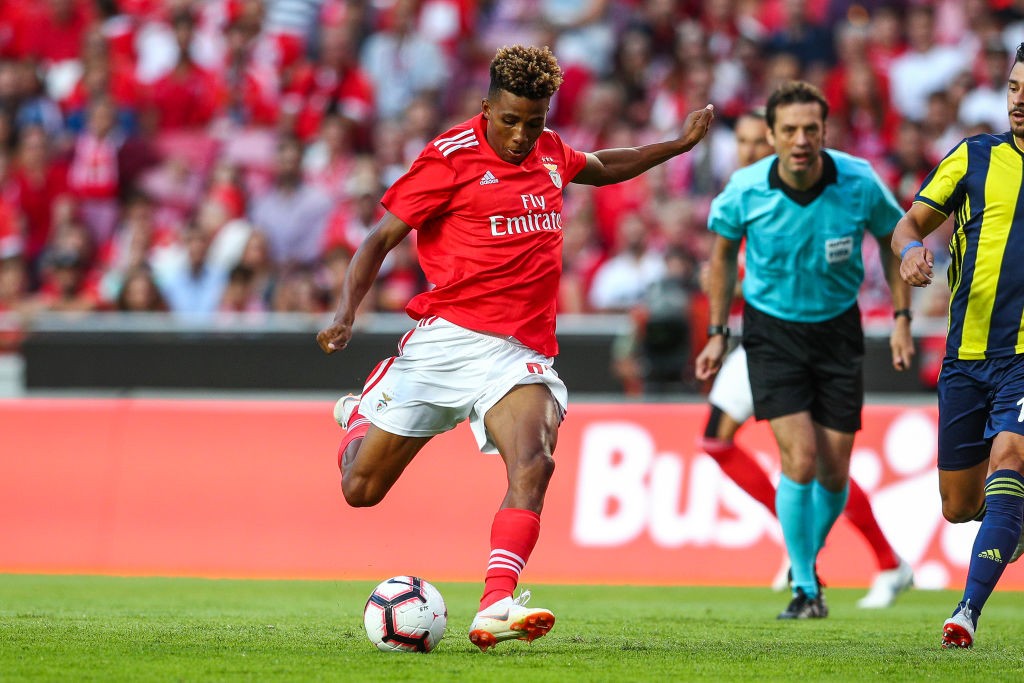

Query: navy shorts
left=742, top=303, right=864, bottom=432
left=937, top=355, right=1024, bottom=471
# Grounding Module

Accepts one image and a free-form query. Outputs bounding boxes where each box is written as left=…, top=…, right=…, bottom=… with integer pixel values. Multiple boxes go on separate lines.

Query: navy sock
left=962, top=470, right=1024, bottom=613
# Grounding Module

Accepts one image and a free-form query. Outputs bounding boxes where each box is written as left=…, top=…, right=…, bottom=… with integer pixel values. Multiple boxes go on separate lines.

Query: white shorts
left=356, top=316, right=568, bottom=454
left=708, top=344, right=754, bottom=423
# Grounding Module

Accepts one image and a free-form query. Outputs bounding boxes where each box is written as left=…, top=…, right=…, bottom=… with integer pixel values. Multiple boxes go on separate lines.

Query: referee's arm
left=695, top=234, right=741, bottom=381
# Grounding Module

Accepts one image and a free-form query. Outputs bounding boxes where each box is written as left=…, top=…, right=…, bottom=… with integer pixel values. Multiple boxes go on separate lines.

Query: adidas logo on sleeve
left=479, top=170, right=499, bottom=185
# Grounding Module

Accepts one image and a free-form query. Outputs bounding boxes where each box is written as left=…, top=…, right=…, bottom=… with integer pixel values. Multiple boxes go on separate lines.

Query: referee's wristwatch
left=707, top=325, right=730, bottom=340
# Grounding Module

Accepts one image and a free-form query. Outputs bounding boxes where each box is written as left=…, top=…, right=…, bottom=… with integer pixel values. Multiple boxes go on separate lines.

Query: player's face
left=1007, top=61, right=1024, bottom=139
left=734, top=116, right=772, bottom=168
left=482, top=90, right=549, bottom=165
left=767, top=101, right=826, bottom=188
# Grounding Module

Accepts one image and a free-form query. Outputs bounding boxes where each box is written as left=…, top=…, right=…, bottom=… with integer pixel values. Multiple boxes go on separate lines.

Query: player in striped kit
left=316, top=45, right=714, bottom=650
left=893, top=42, right=1024, bottom=649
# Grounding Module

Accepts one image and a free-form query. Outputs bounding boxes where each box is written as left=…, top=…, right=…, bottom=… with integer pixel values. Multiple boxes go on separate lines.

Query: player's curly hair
left=488, top=45, right=564, bottom=100
left=765, top=81, right=829, bottom=129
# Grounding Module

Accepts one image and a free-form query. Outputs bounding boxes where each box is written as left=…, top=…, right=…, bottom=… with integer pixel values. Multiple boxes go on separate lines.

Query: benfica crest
left=543, top=163, right=562, bottom=188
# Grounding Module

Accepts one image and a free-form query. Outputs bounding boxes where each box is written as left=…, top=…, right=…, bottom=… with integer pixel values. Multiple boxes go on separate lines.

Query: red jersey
left=382, top=114, right=587, bottom=356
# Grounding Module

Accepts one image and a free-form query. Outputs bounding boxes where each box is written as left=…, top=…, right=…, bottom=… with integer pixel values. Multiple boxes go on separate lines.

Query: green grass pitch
left=2, top=575, right=1023, bottom=681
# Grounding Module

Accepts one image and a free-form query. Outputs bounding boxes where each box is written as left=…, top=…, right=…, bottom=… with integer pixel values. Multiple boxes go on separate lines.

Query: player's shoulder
left=826, top=148, right=876, bottom=177
left=424, top=116, right=484, bottom=164
left=962, top=131, right=1013, bottom=150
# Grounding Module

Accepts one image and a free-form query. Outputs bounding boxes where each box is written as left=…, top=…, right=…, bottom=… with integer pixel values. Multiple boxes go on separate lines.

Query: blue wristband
left=900, top=241, right=923, bottom=260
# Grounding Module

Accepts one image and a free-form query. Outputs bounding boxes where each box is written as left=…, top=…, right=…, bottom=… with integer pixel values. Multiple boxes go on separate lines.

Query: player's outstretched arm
left=572, top=104, right=715, bottom=186
left=316, top=212, right=412, bottom=354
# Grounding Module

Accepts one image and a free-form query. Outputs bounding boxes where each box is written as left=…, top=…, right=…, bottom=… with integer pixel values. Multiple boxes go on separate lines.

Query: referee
left=695, top=81, right=915, bottom=619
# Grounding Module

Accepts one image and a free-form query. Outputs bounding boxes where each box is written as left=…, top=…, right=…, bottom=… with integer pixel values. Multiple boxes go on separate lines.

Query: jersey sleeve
left=707, top=177, right=745, bottom=241
left=865, top=166, right=905, bottom=238
left=552, top=129, right=588, bottom=182
left=381, top=151, right=457, bottom=229
left=914, top=139, right=968, bottom=218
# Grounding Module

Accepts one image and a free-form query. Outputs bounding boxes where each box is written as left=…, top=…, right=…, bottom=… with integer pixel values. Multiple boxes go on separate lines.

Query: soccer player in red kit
left=316, top=45, right=714, bottom=651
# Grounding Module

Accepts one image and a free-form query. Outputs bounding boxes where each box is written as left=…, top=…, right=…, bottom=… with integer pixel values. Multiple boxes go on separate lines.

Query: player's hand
left=694, top=335, right=727, bottom=381
left=890, top=319, right=915, bottom=372
left=899, top=245, right=934, bottom=287
left=678, top=104, right=715, bottom=152
left=316, top=319, right=353, bottom=354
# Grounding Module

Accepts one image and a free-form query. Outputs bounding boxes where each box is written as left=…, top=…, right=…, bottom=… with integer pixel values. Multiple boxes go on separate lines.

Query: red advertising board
left=0, top=398, right=1010, bottom=589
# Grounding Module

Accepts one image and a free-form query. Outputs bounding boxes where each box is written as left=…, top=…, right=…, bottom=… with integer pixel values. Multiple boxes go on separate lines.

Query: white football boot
left=468, top=590, right=554, bottom=652
left=332, top=394, right=361, bottom=429
left=857, top=557, right=914, bottom=609
left=942, top=600, right=978, bottom=649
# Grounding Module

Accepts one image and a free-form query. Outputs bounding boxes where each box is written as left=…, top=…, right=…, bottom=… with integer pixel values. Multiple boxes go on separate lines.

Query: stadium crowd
left=0, top=0, right=1017, bottom=375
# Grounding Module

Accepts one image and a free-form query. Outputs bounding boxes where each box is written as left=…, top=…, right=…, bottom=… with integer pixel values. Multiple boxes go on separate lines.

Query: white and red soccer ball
left=363, top=576, right=447, bottom=653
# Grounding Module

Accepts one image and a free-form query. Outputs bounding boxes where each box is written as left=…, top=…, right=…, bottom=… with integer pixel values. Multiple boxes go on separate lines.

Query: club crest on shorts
left=376, top=392, right=392, bottom=412
left=543, top=163, right=562, bottom=188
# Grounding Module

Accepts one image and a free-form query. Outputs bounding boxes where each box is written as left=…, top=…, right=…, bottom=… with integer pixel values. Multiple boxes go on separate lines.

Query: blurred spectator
left=270, top=264, right=323, bottom=313
left=31, top=219, right=100, bottom=314
left=612, top=247, right=700, bottom=395
left=235, top=230, right=276, bottom=307
left=24, top=0, right=95, bottom=67
left=285, top=23, right=375, bottom=144
left=878, top=120, right=934, bottom=210
left=62, top=28, right=141, bottom=136
left=959, top=38, right=1013, bottom=133
left=921, top=89, right=965, bottom=164
left=116, top=264, right=167, bottom=312
left=359, top=0, right=449, bottom=121
left=249, top=135, right=332, bottom=268
left=545, top=0, right=617, bottom=78
left=763, top=0, right=835, bottom=71
left=147, top=9, right=220, bottom=130
left=219, top=262, right=266, bottom=312
left=588, top=210, right=665, bottom=312
left=206, top=159, right=247, bottom=219
left=219, top=10, right=280, bottom=128
left=302, top=113, right=357, bottom=203
left=156, top=224, right=227, bottom=315
left=97, top=191, right=172, bottom=302
left=11, top=126, right=67, bottom=281
left=66, top=95, right=122, bottom=247
left=888, top=4, right=972, bottom=123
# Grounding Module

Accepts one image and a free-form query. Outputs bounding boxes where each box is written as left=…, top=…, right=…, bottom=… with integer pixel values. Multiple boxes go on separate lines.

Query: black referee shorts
left=742, top=303, right=864, bottom=433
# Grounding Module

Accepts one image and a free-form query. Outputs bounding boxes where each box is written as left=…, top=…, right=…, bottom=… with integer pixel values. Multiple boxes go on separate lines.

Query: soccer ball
left=363, top=576, right=447, bottom=653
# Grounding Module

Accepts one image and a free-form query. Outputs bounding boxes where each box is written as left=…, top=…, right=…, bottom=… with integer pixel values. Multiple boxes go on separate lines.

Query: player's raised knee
left=341, top=476, right=386, bottom=508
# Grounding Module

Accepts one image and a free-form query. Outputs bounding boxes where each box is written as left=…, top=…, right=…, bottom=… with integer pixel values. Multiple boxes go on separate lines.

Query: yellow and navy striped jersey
left=915, top=132, right=1024, bottom=360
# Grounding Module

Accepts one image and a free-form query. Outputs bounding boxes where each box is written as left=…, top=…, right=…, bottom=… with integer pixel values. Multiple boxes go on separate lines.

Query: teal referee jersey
left=708, top=150, right=903, bottom=323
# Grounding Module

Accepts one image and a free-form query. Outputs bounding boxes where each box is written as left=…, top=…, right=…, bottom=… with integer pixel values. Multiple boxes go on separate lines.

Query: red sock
left=479, top=508, right=540, bottom=611
left=843, top=479, right=899, bottom=571
left=701, top=438, right=776, bottom=515
left=336, top=410, right=370, bottom=469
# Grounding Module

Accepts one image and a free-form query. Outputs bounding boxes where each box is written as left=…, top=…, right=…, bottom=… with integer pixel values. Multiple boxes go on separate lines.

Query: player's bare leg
left=339, top=426, right=432, bottom=507
left=469, top=384, right=558, bottom=651
left=938, top=461, right=988, bottom=523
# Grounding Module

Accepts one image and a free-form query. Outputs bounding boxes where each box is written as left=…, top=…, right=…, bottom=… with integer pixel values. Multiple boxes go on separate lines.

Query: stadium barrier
left=18, top=312, right=932, bottom=393
left=1, top=398, right=1006, bottom=589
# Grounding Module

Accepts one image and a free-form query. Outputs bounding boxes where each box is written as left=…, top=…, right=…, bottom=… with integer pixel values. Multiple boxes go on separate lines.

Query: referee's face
left=482, top=90, right=550, bottom=165
left=767, top=102, right=826, bottom=190
left=1008, top=61, right=1024, bottom=141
